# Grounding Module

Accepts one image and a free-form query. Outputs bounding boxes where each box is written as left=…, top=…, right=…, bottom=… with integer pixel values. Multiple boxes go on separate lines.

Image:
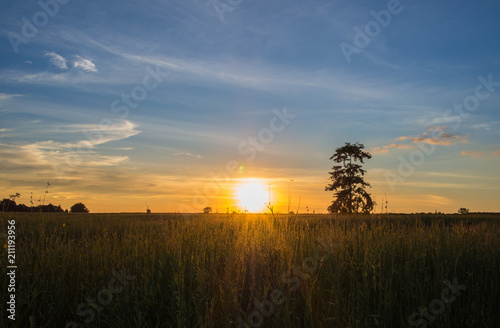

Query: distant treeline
left=0, top=199, right=66, bottom=213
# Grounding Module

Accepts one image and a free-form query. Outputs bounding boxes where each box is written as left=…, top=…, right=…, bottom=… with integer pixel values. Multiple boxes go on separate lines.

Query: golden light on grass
left=235, top=179, right=269, bottom=213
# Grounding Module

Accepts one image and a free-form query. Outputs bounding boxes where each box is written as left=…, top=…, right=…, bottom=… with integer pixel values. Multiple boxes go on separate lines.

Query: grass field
left=1, top=212, right=499, bottom=327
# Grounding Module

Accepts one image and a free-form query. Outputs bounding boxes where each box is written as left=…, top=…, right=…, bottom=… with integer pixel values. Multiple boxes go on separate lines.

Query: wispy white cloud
left=0, top=120, right=140, bottom=180
left=18, top=142, right=130, bottom=168
left=45, top=52, right=68, bottom=70
left=121, top=53, right=404, bottom=100
left=11, top=72, right=69, bottom=83
left=47, top=34, right=414, bottom=101
left=64, top=120, right=140, bottom=146
left=173, top=152, right=203, bottom=159
left=1, top=53, right=98, bottom=85
left=73, top=55, right=98, bottom=72
left=2, top=70, right=107, bottom=84
left=428, top=126, right=447, bottom=132
left=0, top=93, right=22, bottom=100
left=0, top=129, right=13, bottom=138
left=470, top=123, right=490, bottom=130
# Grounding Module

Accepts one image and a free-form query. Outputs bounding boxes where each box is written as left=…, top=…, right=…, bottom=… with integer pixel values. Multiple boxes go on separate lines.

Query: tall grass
left=0, top=213, right=499, bottom=327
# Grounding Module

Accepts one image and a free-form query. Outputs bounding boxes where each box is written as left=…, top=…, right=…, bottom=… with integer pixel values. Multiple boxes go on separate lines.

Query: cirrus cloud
left=73, top=55, right=98, bottom=72
left=45, top=52, right=68, bottom=70
left=173, top=152, right=203, bottom=159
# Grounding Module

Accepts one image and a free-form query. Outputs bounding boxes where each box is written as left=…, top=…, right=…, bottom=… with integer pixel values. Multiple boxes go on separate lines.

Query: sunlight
left=236, top=180, right=269, bottom=213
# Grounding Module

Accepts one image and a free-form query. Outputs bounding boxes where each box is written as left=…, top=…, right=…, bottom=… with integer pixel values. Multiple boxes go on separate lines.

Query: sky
left=0, top=0, right=499, bottom=213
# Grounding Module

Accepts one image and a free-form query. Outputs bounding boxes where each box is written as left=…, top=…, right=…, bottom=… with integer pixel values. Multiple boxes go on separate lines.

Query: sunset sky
left=1, top=0, right=499, bottom=213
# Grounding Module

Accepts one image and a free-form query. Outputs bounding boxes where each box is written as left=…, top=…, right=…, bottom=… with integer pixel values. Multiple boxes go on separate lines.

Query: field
left=1, top=212, right=499, bottom=327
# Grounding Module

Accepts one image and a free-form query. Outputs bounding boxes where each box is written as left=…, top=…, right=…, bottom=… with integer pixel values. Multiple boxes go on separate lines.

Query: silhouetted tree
left=1, top=193, right=64, bottom=212
left=203, top=206, right=212, bottom=214
left=325, top=142, right=375, bottom=214
left=70, top=203, right=89, bottom=213
left=16, top=204, right=30, bottom=212
left=1, top=193, right=20, bottom=211
left=39, top=203, right=64, bottom=213
left=1, top=199, right=17, bottom=212
left=458, top=207, right=469, bottom=214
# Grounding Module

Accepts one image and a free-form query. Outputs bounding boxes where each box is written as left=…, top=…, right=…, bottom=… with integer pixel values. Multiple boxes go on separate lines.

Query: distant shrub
left=70, top=203, right=89, bottom=213
left=458, top=207, right=470, bottom=214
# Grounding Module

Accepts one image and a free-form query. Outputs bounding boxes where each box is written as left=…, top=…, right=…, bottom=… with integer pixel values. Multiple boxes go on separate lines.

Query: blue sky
left=1, top=0, right=499, bottom=213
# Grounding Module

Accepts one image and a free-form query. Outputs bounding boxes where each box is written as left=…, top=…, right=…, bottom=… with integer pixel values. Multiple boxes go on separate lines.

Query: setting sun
left=236, top=180, right=269, bottom=213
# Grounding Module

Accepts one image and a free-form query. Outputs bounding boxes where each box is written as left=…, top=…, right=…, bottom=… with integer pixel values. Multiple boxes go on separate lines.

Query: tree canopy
left=70, top=203, right=89, bottom=213
left=0, top=198, right=64, bottom=212
left=325, top=142, right=375, bottom=214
